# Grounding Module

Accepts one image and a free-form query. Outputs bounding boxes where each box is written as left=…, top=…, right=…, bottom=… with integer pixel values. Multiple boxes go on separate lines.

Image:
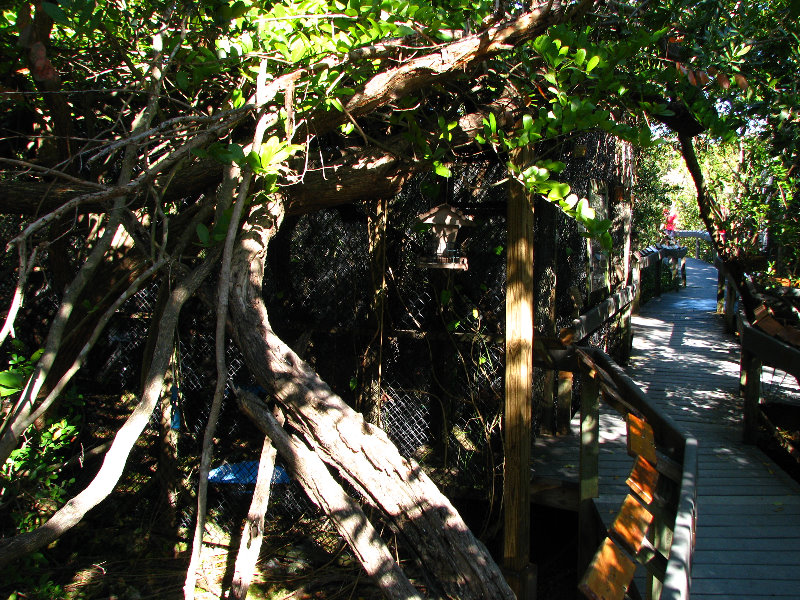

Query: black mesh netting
left=51, top=142, right=634, bottom=546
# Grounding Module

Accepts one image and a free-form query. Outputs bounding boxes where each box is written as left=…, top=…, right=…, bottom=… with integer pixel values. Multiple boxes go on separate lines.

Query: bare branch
left=0, top=251, right=219, bottom=568
left=0, top=244, right=38, bottom=349
left=184, top=60, right=275, bottom=600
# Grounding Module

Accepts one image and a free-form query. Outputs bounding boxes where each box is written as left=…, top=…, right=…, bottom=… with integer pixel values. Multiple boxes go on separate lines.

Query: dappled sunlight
left=625, top=262, right=747, bottom=434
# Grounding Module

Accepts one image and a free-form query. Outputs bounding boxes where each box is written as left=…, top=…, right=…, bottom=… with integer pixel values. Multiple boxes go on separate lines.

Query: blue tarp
left=208, top=461, right=290, bottom=485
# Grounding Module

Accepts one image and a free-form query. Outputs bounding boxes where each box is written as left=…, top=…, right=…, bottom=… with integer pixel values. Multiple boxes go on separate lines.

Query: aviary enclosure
left=1, top=129, right=643, bottom=598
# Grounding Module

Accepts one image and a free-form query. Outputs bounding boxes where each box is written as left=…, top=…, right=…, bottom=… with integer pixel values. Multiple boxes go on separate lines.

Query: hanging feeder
left=415, top=203, right=474, bottom=270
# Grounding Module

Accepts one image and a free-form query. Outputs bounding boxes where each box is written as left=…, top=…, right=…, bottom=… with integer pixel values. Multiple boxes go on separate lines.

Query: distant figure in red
left=662, top=204, right=678, bottom=243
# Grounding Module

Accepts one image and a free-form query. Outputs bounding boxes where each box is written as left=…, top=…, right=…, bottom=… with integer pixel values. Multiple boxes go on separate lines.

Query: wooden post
left=503, top=152, right=536, bottom=600
left=557, top=371, right=573, bottom=435
left=632, top=256, right=642, bottom=314
left=724, top=280, right=736, bottom=333
left=654, top=252, right=662, bottom=297
left=578, top=373, right=600, bottom=577
left=618, top=190, right=633, bottom=290
left=668, top=256, right=678, bottom=290
left=681, top=256, right=687, bottom=287
left=535, top=198, right=559, bottom=435
left=621, top=301, right=633, bottom=363
left=716, top=268, right=726, bottom=314
left=361, top=197, right=388, bottom=425
left=647, top=517, right=672, bottom=600
left=741, top=348, right=762, bottom=444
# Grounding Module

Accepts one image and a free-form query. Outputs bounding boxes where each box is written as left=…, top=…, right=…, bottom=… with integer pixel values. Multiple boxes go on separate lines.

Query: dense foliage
left=1, top=0, right=799, bottom=597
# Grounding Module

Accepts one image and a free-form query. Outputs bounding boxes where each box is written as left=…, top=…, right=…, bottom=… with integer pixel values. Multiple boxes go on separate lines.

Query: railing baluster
left=578, top=372, right=600, bottom=576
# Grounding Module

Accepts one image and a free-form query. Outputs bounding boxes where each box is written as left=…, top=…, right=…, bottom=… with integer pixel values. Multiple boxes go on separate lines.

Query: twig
left=0, top=158, right=107, bottom=188
left=0, top=2, right=188, bottom=471
left=0, top=251, right=218, bottom=569
left=6, top=112, right=247, bottom=251
left=22, top=256, right=168, bottom=432
left=85, top=107, right=252, bottom=165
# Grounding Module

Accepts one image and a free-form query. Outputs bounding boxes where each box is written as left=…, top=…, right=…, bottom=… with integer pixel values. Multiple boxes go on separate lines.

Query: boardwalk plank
left=690, top=579, right=799, bottom=595
left=695, top=536, right=800, bottom=551
left=691, top=564, right=800, bottom=579
left=696, top=525, right=800, bottom=538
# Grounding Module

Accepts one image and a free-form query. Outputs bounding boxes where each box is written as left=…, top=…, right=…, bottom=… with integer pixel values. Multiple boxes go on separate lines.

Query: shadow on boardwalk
left=533, top=258, right=800, bottom=600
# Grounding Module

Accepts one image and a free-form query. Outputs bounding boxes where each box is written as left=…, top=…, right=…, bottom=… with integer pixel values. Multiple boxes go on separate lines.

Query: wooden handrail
left=559, top=244, right=688, bottom=347
left=740, top=319, right=800, bottom=377
left=560, top=284, right=637, bottom=345
left=714, top=258, right=800, bottom=442
left=576, top=346, right=697, bottom=600
left=552, top=244, right=695, bottom=600
left=673, top=230, right=711, bottom=241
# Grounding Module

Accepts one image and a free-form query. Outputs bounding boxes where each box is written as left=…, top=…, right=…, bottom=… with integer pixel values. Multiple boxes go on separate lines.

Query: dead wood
left=230, top=406, right=283, bottom=600
left=238, top=390, right=423, bottom=600
left=228, top=207, right=514, bottom=600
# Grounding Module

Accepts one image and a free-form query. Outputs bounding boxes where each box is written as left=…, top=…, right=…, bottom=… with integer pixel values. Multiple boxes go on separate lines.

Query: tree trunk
left=228, top=205, right=514, bottom=600
left=677, top=133, right=759, bottom=321
left=237, top=390, right=423, bottom=600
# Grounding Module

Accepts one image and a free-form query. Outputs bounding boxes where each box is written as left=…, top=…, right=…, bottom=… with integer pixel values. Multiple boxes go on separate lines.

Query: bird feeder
left=415, top=203, right=474, bottom=270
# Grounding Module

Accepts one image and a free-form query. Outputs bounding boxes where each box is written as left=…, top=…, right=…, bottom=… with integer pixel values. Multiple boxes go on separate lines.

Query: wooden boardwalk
left=532, top=258, right=800, bottom=599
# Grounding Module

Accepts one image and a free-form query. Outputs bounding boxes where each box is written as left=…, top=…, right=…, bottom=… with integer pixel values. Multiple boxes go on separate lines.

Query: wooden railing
left=715, top=258, right=800, bottom=443
left=673, top=230, right=712, bottom=260
left=740, top=319, right=800, bottom=443
left=574, top=347, right=697, bottom=600
left=546, top=244, right=696, bottom=600
left=560, top=245, right=688, bottom=350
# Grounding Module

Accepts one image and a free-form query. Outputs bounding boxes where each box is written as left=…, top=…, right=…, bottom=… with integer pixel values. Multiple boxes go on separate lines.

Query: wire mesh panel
left=78, top=146, right=632, bottom=551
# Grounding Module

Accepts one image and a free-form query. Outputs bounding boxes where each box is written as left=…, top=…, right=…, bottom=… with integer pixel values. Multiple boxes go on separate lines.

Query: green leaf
left=196, top=223, right=211, bottom=246
left=231, top=89, right=245, bottom=109
left=329, top=97, right=345, bottom=112
left=586, top=55, right=600, bottom=73
left=228, top=144, right=246, bottom=165
left=440, top=289, right=452, bottom=306
left=175, top=72, right=190, bottom=91
left=547, top=182, right=571, bottom=200
left=42, top=2, right=70, bottom=25
left=290, top=39, right=307, bottom=63
left=540, top=160, right=566, bottom=173
left=574, top=48, right=586, bottom=65
left=532, top=34, right=550, bottom=55
left=522, top=114, right=533, bottom=131
left=434, top=162, right=451, bottom=177
left=0, top=371, right=24, bottom=392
